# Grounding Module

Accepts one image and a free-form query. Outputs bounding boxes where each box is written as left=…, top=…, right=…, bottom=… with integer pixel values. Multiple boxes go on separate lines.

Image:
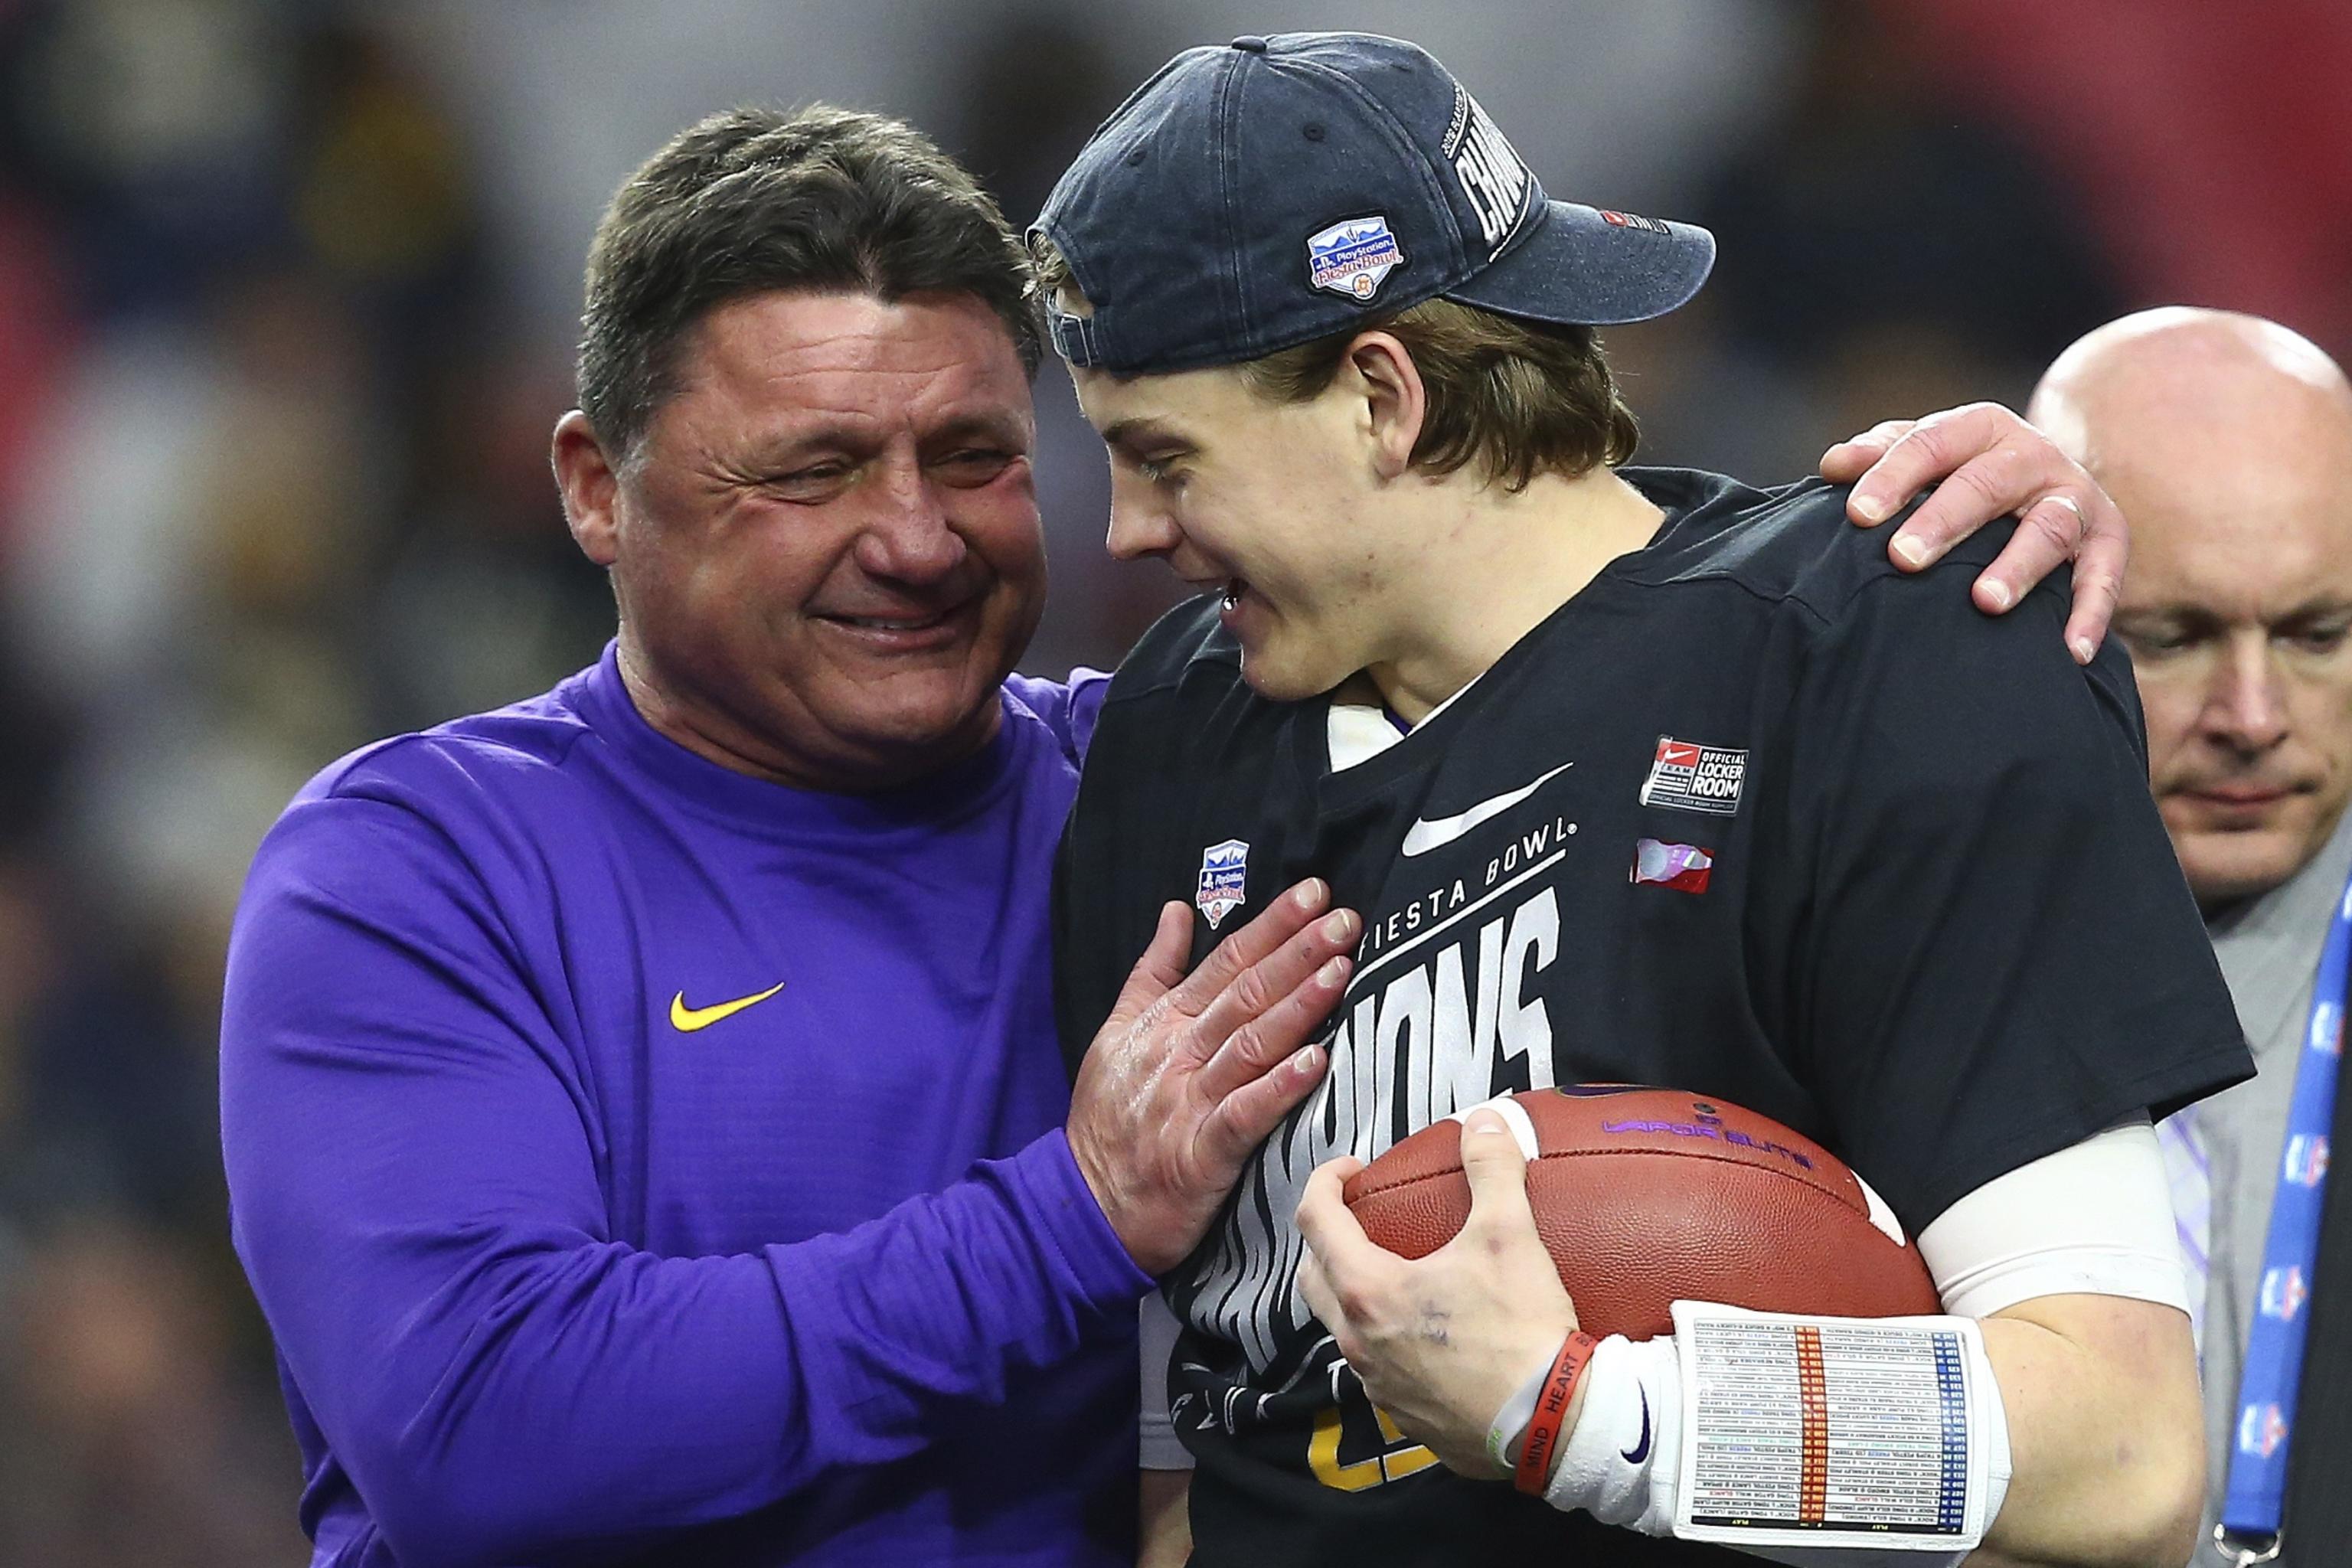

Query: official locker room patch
left=1195, top=839, right=1250, bottom=929
left=1632, top=838, right=1713, bottom=893
left=1638, top=737, right=1746, bottom=815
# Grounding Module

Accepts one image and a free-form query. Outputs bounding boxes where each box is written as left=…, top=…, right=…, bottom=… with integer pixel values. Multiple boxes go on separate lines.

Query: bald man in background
left=2030, top=307, right=2352, bottom=1567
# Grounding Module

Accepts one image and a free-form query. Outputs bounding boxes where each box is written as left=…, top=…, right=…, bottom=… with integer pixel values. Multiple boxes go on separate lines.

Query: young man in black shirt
left=1038, top=31, right=2248, bottom=1568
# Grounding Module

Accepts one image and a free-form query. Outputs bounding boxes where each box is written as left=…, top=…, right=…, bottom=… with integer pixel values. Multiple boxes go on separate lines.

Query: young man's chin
left=1236, top=648, right=1344, bottom=705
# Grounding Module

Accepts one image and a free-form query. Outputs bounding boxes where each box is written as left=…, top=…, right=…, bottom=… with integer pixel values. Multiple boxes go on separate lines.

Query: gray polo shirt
left=2189, top=802, right=2352, bottom=1568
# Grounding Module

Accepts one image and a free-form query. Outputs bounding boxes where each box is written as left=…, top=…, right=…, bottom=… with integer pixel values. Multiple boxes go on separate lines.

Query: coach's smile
left=559, top=289, right=1047, bottom=792
left=809, top=589, right=987, bottom=651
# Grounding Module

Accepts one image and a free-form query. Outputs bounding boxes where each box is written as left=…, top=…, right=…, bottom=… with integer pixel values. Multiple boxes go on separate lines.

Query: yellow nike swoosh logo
left=669, top=982, right=786, bottom=1032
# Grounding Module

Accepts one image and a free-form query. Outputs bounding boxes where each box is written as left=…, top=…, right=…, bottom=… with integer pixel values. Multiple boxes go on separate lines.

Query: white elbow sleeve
left=1918, top=1119, right=2186, bottom=1321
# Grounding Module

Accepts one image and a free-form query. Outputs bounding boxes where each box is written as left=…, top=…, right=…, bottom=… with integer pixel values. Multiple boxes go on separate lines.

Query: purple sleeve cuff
left=768, top=1125, right=1152, bottom=1470
left=1008, top=1127, right=1156, bottom=1306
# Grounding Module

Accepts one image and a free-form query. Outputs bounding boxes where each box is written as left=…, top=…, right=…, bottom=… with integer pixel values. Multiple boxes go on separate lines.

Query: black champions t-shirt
left=1053, top=469, right=2249, bottom=1566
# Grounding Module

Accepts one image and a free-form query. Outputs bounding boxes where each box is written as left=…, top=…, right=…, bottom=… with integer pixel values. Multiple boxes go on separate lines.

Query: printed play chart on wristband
left=1671, top=1302, right=1994, bottom=1553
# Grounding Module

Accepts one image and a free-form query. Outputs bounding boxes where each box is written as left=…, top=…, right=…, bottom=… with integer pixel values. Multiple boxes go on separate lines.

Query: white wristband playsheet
left=1668, top=1301, right=1996, bottom=1554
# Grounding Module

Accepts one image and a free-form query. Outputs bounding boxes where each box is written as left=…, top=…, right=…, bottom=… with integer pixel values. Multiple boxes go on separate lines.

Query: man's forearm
left=1292, top=1116, right=2207, bottom=1568
left=245, top=1125, right=1147, bottom=1566
left=1973, top=1298, right=2203, bottom=1566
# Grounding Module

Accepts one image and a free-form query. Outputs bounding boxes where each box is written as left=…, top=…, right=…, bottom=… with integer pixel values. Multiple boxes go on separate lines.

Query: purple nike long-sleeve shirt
left=220, top=645, right=1145, bottom=1568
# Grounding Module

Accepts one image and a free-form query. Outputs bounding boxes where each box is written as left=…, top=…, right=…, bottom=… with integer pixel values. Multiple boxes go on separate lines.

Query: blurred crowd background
left=0, top=0, right=2343, bottom=1560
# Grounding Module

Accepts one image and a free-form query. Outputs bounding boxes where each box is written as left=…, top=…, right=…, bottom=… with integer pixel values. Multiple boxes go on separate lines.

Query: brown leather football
left=1341, top=1085, right=1939, bottom=1339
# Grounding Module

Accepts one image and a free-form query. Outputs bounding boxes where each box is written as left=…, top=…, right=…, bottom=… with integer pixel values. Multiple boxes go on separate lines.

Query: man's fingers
left=1105, top=902, right=1196, bottom=1028
left=1965, top=491, right=2086, bottom=617
left=2060, top=504, right=2128, bottom=662
left=1819, top=419, right=1919, bottom=488
left=1295, top=1157, right=1393, bottom=1350
left=1846, top=401, right=2132, bottom=654
left=1196, top=1034, right=1330, bottom=1171
left=1454, top=1107, right=1539, bottom=1239
left=1194, top=949, right=1351, bottom=1105
left=1879, top=440, right=2031, bottom=574
left=1293, top=1160, right=1364, bottom=1332
left=1295, top=1156, right=1376, bottom=1268
left=1190, top=908, right=1359, bottom=1067
left=2008, top=488, right=2127, bottom=660
left=1164, top=880, right=1330, bottom=1018
left=1842, top=405, right=1998, bottom=524
left=1296, top=1249, right=1340, bottom=1329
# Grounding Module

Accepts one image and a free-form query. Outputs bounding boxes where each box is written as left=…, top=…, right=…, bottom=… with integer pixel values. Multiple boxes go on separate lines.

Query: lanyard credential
left=2216, top=865, right=2352, bottom=1566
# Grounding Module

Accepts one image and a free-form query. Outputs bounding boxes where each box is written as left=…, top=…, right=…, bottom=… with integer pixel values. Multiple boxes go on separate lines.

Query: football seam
left=1349, top=1142, right=1864, bottom=1217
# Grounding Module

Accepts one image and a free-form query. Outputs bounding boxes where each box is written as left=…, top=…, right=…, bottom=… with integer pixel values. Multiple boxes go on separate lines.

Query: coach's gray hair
left=578, top=105, right=1044, bottom=460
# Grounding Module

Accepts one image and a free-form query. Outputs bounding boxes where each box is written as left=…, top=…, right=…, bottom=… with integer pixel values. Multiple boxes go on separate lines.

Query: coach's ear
left=552, top=410, right=622, bottom=567
left=1346, top=331, right=1427, bottom=482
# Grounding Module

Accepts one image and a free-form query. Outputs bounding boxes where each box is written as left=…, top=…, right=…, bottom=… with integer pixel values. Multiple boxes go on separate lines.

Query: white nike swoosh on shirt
left=1400, top=762, right=1575, bottom=858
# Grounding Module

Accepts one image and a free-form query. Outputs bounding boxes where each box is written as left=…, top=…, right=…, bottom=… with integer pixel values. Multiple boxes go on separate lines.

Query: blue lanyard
left=2217, top=863, right=2352, bottom=1563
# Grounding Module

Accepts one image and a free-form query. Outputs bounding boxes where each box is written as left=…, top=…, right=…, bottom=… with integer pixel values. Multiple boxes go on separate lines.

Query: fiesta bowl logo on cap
left=1306, top=215, right=1405, bottom=302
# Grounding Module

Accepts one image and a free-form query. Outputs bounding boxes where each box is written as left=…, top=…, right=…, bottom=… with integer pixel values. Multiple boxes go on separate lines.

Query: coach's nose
left=854, top=450, right=969, bottom=585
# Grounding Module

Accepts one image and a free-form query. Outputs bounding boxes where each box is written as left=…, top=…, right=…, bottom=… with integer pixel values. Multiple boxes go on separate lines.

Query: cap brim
left=1444, top=199, right=1714, bottom=327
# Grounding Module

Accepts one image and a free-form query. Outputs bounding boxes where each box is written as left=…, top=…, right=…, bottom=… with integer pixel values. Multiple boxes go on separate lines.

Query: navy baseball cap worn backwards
left=1031, top=31, right=1716, bottom=376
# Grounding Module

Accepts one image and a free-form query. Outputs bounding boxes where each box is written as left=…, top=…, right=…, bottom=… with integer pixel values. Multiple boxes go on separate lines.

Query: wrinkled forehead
left=674, top=288, right=1036, bottom=432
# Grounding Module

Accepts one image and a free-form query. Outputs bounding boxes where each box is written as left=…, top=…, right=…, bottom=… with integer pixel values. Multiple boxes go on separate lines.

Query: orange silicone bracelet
left=1514, top=1330, right=1599, bottom=1496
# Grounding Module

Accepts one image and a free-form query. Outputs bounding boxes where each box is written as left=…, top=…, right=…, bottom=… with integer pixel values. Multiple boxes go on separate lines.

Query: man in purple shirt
left=222, top=107, right=1358, bottom=1568
left=218, top=103, right=2136, bottom=1567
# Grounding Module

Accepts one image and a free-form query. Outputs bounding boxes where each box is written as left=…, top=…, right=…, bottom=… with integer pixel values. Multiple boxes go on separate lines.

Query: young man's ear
left=1345, top=332, right=1429, bottom=482
left=552, top=410, right=622, bottom=567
